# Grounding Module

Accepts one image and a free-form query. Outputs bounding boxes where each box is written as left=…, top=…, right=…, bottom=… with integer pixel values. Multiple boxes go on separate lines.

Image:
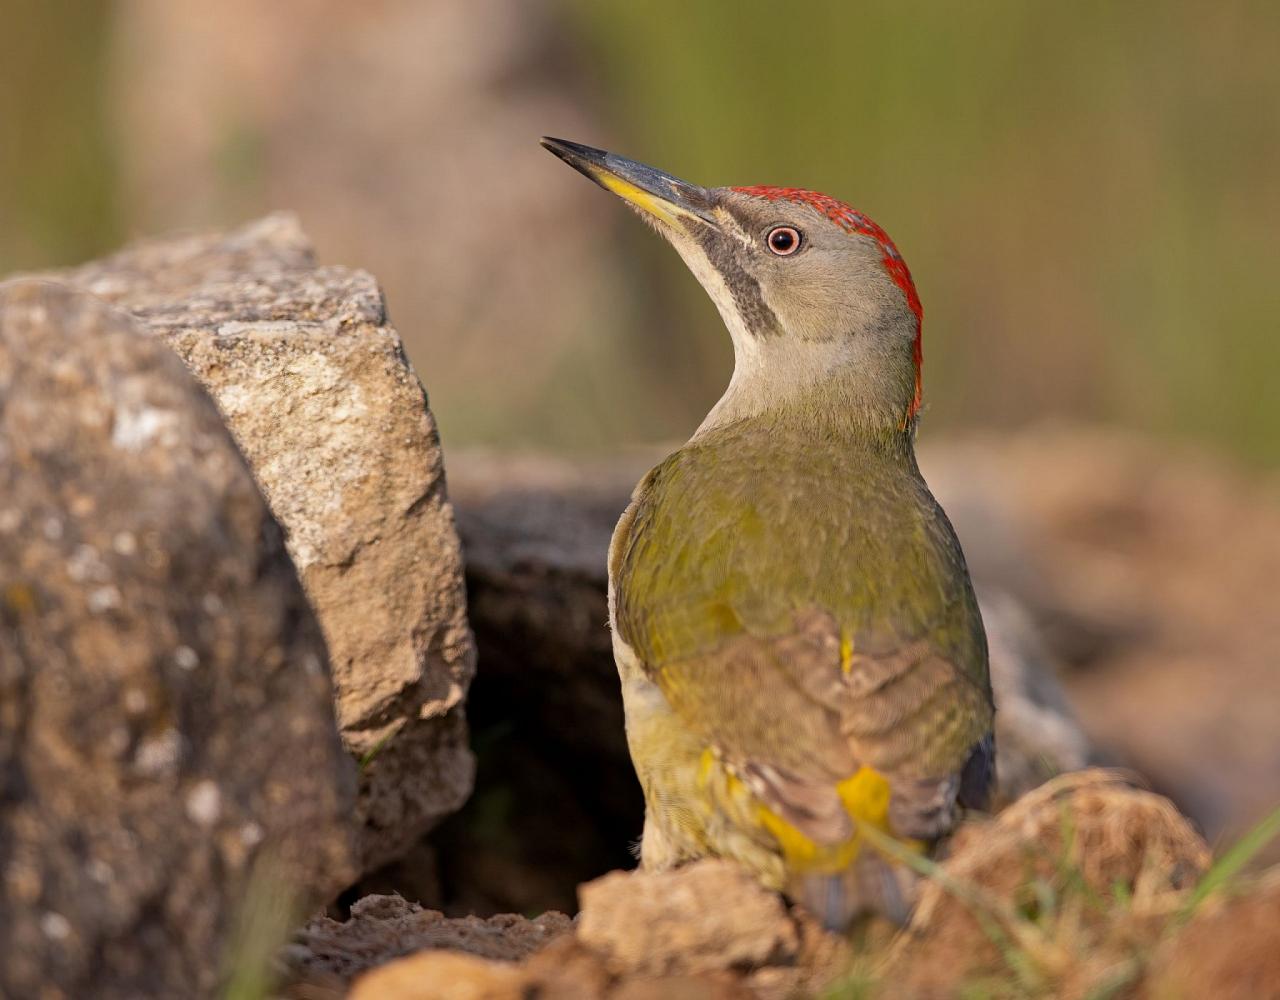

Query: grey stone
left=50, top=214, right=477, bottom=872
left=0, top=280, right=357, bottom=999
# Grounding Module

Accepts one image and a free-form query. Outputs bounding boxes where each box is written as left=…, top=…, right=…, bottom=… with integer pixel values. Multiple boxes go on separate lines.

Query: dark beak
left=540, top=137, right=716, bottom=227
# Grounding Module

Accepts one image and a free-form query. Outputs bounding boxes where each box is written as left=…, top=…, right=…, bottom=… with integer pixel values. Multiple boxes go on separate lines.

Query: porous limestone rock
left=0, top=280, right=357, bottom=999
left=51, top=214, right=477, bottom=872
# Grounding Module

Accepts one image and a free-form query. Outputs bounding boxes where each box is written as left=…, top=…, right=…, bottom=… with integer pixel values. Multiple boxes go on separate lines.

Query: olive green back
left=611, top=404, right=993, bottom=796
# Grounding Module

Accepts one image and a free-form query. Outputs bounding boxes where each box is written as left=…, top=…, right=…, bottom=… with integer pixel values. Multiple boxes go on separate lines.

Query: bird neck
left=692, top=347, right=919, bottom=458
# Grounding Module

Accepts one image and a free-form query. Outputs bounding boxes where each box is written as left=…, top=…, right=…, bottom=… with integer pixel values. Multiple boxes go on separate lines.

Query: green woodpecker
left=541, top=138, right=995, bottom=928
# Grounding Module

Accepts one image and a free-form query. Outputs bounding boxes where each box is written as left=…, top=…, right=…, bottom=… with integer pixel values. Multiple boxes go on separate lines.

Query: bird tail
left=792, top=849, right=917, bottom=931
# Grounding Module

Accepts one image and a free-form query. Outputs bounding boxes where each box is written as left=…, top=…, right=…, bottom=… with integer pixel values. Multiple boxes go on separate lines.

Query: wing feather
left=611, top=434, right=995, bottom=845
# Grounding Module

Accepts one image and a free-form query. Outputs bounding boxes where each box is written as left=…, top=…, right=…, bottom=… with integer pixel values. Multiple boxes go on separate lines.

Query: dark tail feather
left=959, top=732, right=997, bottom=812
left=792, top=851, right=916, bottom=931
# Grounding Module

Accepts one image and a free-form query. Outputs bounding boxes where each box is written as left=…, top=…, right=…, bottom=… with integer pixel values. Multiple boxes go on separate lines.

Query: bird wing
left=611, top=444, right=995, bottom=846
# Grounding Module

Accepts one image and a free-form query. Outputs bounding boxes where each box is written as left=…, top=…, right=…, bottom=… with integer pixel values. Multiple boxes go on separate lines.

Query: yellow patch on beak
left=594, top=171, right=694, bottom=228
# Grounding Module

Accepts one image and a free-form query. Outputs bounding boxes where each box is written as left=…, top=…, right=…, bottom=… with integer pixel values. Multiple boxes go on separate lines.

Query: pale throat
left=692, top=337, right=913, bottom=442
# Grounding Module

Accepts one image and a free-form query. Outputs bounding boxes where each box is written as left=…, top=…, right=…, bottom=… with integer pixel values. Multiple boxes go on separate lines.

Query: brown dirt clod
left=883, top=769, right=1212, bottom=998
left=1143, top=871, right=1280, bottom=1000
left=286, top=893, right=571, bottom=991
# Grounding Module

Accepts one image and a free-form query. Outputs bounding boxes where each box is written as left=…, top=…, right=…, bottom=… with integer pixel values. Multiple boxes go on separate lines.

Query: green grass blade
left=1181, top=804, right=1280, bottom=917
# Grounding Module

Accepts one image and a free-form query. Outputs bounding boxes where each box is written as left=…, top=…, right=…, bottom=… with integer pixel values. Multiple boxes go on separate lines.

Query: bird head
left=541, top=138, right=923, bottom=434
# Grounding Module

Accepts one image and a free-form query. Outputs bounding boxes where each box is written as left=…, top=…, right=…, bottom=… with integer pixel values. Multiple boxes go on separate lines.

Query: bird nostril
left=766, top=226, right=801, bottom=256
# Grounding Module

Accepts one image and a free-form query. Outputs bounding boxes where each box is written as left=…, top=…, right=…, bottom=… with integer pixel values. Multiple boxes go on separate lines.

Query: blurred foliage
left=2, top=1, right=1278, bottom=462
left=566, top=0, right=1280, bottom=462
left=0, top=0, right=121, bottom=273
left=219, top=850, right=301, bottom=1000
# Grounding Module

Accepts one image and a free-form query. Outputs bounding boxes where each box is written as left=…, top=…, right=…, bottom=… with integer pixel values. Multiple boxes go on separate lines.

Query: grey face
left=694, top=190, right=917, bottom=349
left=540, top=138, right=923, bottom=428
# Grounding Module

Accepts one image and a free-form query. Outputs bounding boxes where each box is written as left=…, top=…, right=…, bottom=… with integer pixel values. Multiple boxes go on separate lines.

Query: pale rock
left=50, top=214, right=477, bottom=871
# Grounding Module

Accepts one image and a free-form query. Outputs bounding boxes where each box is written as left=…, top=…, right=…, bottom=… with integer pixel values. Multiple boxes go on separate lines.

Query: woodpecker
left=541, top=138, right=995, bottom=929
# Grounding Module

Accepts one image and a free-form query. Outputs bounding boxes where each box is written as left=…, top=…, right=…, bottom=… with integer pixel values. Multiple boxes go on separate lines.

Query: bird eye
left=766, top=226, right=802, bottom=256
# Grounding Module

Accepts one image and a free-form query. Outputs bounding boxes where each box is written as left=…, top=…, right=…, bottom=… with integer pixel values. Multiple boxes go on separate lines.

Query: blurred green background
left=3, top=0, right=1278, bottom=461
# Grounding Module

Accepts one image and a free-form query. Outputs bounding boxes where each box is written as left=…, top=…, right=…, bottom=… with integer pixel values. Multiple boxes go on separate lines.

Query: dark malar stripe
left=694, top=229, right=781, bottom=338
